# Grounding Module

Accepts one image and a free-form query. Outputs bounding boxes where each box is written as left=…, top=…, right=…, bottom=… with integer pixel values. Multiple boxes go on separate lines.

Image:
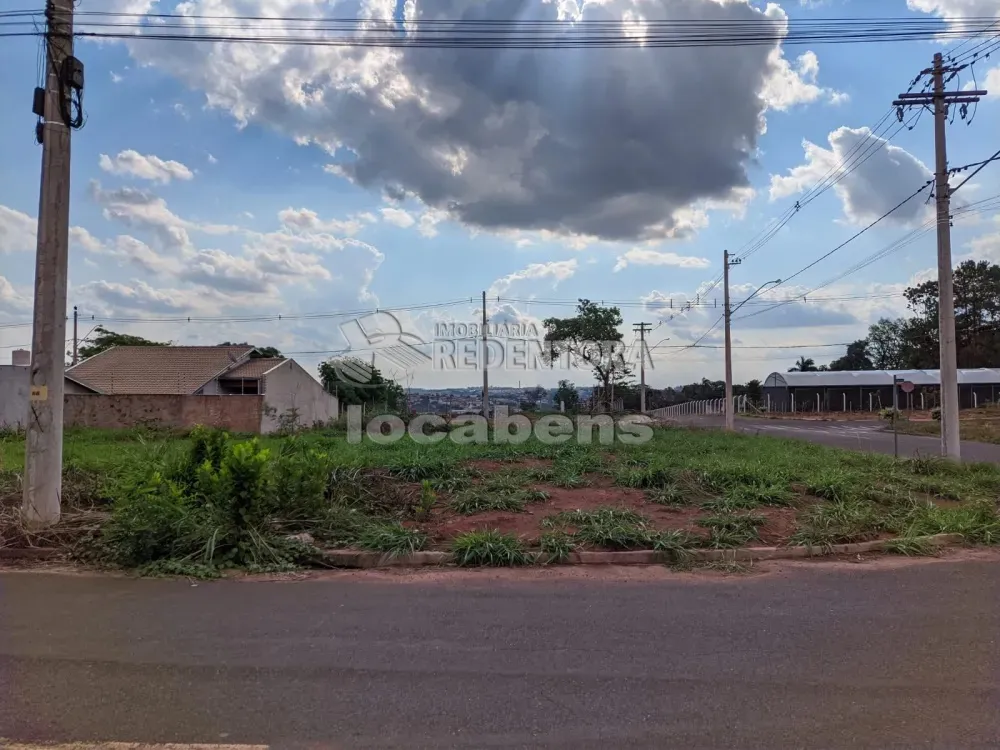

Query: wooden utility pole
left=481, top=291, right=489, bottom=420
left=632, top=322, right=652, bottom=413
left=723, top=250, right=741, bottom=431
left=894, top=54, right=986, bottom=460
left=24, top=0, right=77, bottom=528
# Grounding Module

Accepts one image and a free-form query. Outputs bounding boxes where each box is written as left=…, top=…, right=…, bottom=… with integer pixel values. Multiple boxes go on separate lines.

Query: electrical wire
left=733, top=179, right=935, bottom=323
left=3, top=13, right=999, bottom=48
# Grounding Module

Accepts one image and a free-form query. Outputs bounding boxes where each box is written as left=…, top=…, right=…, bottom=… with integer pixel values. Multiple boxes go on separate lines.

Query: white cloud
left=110, top=71, right=123, bottom=84
left=489, top=260, right=579, bottom=297
left=207, top=153, right=218, bottom=164
left=0, top=275, right=32, bottom=314
left=380, top=207, right=416, bottom=228
left=88, top=181, right=237, bottom=252
left=769, top=126, right=933, bottom=225
left=0, top=205, right=36, bottom=253
left=76, top=279, right=212, bottom=316
left=760, top=49, right=847, bottom=110
left=907, top=0, right=1000, bottom=21
left=613, top=248, right=711, bottom=272
left=278, top=207, right=366, bottom=236
left=112, top=0, right=833, bottom=242
left=173, top=102, right=190, bottom=120
left=98, top=150, right=194, bottom=184
left=982, top=67, right=1000, bottom=97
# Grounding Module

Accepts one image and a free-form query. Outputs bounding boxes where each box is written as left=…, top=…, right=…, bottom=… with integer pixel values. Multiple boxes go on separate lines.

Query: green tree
left=542, top=299, right=633, bottom=408
left=829, top=339, right=873, bottom=371
left=788, top=356, right=818, bottom=372
left=554, top=379, right=580, bottom=411
left=218, top=342, right=284, bottom=359
left=318, top=357, right=406, bottom=411
left=744, top=379, right=763, bottom=402
left=866, top=318, right=906, bottom=369
left=77, top=326, right=171, bottom=360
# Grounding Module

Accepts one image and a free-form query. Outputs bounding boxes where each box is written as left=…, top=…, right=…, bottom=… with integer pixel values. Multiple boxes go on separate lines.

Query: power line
left=3, top=14, right=999, bottom=48
left=735, top=191, right=1000, bottom=323
left=734, top=179, right=935, bottom=321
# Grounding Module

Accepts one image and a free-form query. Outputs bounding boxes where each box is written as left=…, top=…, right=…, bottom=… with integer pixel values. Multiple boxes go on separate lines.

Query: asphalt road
left=676, top=415, right=1000, bottom=462
left=2, top=560, right=1000, bottom=749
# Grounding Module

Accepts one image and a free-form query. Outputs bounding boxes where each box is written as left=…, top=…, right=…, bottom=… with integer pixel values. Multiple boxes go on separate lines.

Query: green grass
left=543, top=507, right=657, bottom=550
left=448, top=492, right=526, bottom=514
left=5, top=422, right=1000, bottom=572
left=647, top=483, right=687, bottom=506
left=451, top=530, right=531, bottom=566
left=539, top=530, right=575, bottom=563
left=697, top=513, right=765, bottom=548
left=356, top=522, right=427, bottom=556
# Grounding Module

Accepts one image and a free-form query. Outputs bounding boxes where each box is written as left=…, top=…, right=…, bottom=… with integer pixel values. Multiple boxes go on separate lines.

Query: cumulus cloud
left=769, top=126, right=933, bottom=225
left=88, top=180, right=237, bottom=252
left=613, top=248, right=711, bottom=272
left=99, top=150, right=194, bottom=184
left=907, top=0, right=1000, bottom=20
left=278, top=207, right=366, bottom=235
left=0, top=275, right=32, bottom=314
left=114, top=0, right=836, bottom=242
left=76, top=279, right=211, bottom=316
left=489, top=260, right=579, bottom=297
left=760, top=49, right=847, bottom=110
left=0, top=205, right=36, bottom=253
left=380, top=207, right=416, bottom=228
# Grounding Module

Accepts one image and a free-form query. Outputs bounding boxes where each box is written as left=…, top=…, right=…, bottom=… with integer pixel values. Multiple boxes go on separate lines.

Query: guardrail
left=646, top=395, right=749, bottom=420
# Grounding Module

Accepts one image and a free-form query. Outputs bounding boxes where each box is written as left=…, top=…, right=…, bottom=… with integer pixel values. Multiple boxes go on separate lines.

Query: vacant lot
left=2, top=423, right=998, bottom=573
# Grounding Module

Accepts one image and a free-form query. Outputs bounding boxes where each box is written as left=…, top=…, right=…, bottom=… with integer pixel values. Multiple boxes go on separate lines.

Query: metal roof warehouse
left=761, top=369, right=1000, bottom=413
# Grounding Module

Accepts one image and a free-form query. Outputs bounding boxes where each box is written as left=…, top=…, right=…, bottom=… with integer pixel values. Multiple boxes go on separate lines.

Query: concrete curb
left=322, top=533, right=966, bottom=568
left=0, top=533, right=965, bottom=567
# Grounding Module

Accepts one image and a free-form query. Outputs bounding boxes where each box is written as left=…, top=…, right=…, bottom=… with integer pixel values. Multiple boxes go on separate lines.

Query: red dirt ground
left=417, top=463, right=806, bottom=547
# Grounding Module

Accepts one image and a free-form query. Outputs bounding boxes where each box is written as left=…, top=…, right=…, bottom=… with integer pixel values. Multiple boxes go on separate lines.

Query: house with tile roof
left=61, top=345, right=338, bottom=432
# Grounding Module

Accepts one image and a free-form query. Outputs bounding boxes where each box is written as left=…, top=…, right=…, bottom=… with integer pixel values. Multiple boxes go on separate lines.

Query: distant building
left=762, top=369, right=1000, bottom=412
left=0, top=346, right=337, bottom=432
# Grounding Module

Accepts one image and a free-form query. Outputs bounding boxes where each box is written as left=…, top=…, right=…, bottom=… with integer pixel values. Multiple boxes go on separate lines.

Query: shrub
left=879, top=407, right=902, bottom=422
left=452, top=530, right=531, bottom=566
left=931, top=407, right=941, bottom=421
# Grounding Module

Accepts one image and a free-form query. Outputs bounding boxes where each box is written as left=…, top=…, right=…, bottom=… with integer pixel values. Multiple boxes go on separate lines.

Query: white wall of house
left=197, top=379, right=221, bottom=395
left=0, top=365, right=29, bottom=428
left=260, top=359, right=338, bottom=433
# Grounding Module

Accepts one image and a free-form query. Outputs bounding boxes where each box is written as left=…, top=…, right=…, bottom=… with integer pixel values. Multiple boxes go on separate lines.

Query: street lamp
left=725, top=278, right=782, bottom=430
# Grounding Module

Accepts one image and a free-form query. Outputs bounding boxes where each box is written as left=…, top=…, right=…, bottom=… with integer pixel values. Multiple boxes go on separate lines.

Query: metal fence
left=647, top=395, right=749, bottom=420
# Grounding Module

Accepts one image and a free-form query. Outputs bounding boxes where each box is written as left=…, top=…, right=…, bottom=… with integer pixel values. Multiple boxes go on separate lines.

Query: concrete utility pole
left=71, top=305, right=78, bottom=365
left=723, top=250, right=741, bottom=431
left=632, top=322, right=652, bottom=413
left=481, top=291, right=489, bottom=421
left=23, top=0, right=77, bottom=528
left=894, top=54, right=986, bottom=460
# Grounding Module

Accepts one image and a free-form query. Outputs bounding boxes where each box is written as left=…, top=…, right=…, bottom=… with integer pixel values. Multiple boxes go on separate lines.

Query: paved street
left=674, top=415, right=1000, bottom=462
left=2, top=559, right=999, bottom=749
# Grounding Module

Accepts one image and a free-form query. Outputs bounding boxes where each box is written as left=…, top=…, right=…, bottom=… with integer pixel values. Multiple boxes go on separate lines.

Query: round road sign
left=900, top=380, right=915, bottom=393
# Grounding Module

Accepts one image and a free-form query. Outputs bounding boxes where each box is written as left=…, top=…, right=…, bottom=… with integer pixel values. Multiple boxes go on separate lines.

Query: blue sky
left=1, top=0, right=998, bottom=389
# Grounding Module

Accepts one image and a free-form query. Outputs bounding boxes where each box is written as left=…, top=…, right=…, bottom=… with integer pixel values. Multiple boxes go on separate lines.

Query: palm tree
left=788, top=356, right=818, bottom=372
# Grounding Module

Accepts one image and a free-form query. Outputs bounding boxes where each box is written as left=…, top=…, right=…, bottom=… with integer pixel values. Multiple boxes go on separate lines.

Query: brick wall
left=64, top=394, right=264, bottom=433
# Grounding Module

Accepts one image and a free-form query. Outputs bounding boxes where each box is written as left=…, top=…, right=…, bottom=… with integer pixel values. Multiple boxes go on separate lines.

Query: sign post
left=892, top=378, right=914, bottom=458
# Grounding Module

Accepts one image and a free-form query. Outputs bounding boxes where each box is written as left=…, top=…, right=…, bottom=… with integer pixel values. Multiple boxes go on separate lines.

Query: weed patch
left=357, top=522, right=427, bottom=556
left=451, top=530, right=531, bottom=566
